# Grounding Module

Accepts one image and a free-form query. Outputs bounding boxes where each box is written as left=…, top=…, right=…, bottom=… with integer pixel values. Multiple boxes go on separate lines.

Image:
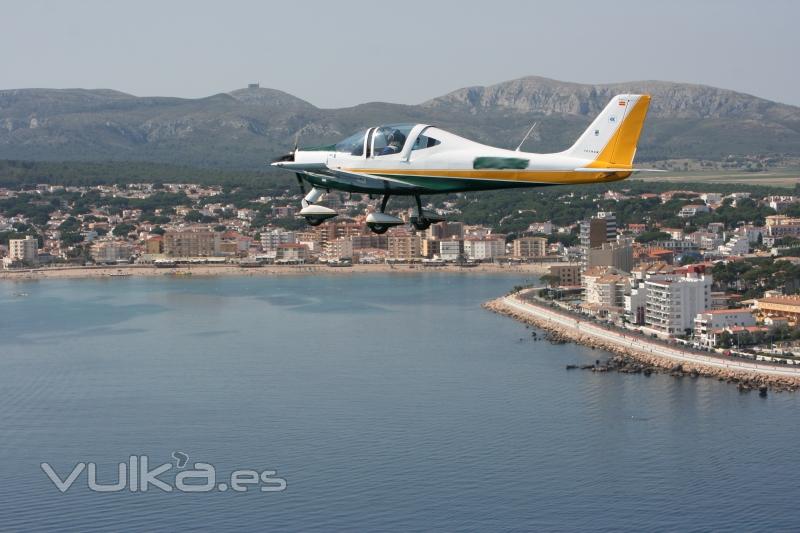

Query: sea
left=1, top=273, right=799, bottom=532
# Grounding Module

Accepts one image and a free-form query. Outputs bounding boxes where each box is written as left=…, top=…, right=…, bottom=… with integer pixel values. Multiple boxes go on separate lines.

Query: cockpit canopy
left=334, top=124, right=441, bottom=157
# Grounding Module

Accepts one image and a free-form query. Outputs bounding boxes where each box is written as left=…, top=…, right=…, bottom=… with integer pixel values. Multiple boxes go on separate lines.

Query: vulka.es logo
left=41, top=452, right=287, bottom=493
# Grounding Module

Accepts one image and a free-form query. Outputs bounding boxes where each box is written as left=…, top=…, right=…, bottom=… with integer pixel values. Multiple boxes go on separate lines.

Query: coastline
left=485, top=291, right=800, bottom=392
left=0, top=261, right=556, bottom=282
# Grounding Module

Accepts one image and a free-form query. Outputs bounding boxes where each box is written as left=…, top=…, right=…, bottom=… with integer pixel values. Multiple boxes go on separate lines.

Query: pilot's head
left=388, top=129, right=406, bottom=146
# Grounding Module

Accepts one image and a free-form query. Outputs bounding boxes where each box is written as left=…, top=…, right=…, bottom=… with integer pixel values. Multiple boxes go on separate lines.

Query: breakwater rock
left=484, top=298, right=800, bottom=393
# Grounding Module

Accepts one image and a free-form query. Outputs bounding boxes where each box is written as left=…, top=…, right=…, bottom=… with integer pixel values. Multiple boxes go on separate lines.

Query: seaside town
left=3, top=180, right=800, bottom=363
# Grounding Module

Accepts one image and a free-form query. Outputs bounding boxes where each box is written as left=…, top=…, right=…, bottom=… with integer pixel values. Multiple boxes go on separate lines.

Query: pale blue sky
left=2, top=0, right=798, bottom=107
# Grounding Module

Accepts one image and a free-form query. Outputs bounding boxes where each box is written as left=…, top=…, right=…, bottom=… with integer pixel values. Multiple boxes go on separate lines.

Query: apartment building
left=644, top=268, right=712, bottom=337
left=145, top=235, right=163, bottom=254
left=754, top=295, right=800, bottom=324
left=163, top=229, right=219, bottom=257
left=275, top=243, right=309, bottom=262
left=549, top=264, right=581, bottom=287
left=718, top=235, right=750, bottom=256
left=438, top=239, right=464, bottom=261
left=694, top=309, right=757, bottom=347
left=512, top=236, right=547, bottom=258
left=91, top=240, right=134, bottom=263
left=764, top=215, right=800, bottom=244
left=261, top=229, right=296, bottom=251
left=766, top=195, right=798, bottom=212
left=351, top=234, right=389, bottom=250
left=587, top=242, right=633, bottom=273
left=8, top=236, right=37, bottom=263
left=325, top=237, right=354, bottom=260
left=583, top=267, right=628, bottom=309
left=421, top=238, right=440, bottom=259
left=580, top=211, right=616, bottom=248
left=464, top=237, right=505, bottom=260
left=388, top=234, right=421, bottom=260
left=426, top=221, right=464, bottom=240
left=678, top=204, right=710, bottom=218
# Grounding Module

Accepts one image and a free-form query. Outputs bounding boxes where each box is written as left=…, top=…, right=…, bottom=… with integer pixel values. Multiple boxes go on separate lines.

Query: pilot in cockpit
left=379, top=129, right=406, bottom=156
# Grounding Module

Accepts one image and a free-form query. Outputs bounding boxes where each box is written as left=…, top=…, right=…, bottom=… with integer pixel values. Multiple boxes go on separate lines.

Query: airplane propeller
left=292, top=133, right=306, bottom=193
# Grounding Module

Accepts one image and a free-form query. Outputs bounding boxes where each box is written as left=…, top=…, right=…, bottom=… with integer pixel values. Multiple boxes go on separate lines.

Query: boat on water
left=109, top=271, right=132, bottom=277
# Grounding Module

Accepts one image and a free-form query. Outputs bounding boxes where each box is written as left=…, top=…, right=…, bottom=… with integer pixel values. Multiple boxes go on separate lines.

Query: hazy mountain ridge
left=1, top=77, right=799, bottom=170
left=424, top=76, right=800, bottom=121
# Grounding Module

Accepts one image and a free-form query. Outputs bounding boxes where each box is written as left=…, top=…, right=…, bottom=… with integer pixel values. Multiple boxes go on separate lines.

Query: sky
left=2, top=0, right=798, bottom=108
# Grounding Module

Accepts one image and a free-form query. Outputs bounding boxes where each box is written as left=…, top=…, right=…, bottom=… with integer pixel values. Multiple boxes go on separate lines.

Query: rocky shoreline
left=484, top=297, right=800, bottom=393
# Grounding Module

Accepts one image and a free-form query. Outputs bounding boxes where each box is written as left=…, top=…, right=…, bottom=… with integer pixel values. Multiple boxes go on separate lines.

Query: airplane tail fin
left=563, top=94, right=651, bottom=168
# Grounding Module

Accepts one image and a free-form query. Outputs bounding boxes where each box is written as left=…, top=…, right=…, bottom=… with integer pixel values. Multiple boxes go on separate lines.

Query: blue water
left=1, top=274, right=799, bottom=532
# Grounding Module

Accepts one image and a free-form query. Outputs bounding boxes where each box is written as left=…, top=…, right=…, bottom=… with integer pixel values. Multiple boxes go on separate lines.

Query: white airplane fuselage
left=272, top=94, right=651, bottom=195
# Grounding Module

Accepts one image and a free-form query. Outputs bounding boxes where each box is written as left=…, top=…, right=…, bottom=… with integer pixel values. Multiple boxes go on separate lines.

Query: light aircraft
left=272, top=94, right=655, bottom=234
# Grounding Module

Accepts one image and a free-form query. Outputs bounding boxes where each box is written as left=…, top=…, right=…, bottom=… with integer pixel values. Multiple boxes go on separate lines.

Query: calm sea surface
left=1, top=273, right=799, bottom=532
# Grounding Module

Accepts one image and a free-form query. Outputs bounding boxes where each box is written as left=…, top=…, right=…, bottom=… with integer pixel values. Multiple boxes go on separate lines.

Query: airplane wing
left=325, top=166, right=420, bottom=189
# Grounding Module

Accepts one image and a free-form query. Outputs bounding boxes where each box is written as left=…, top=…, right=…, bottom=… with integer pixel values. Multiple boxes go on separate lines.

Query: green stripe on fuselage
left=473, top=157, right=529, bottom=170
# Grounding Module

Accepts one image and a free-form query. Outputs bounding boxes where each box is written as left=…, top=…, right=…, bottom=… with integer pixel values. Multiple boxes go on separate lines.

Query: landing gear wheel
left=411, top=195, right=433, bottom=231
left=367, top=223, right=391, bottom=234
left=412, top=218, right=432, bottom=231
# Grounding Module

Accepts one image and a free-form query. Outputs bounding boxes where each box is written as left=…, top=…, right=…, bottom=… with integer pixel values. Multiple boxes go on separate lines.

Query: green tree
left=635, top=231, right=670, bottom=243
left=539, top=274, right=560, bottom=287
left=113, top=223, right=136, bottom=237
left=185, top=210, right=204, bottom=222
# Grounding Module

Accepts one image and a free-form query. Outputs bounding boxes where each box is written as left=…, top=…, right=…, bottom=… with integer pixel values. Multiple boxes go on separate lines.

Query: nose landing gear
left=299, top=186, right=338, bottom=226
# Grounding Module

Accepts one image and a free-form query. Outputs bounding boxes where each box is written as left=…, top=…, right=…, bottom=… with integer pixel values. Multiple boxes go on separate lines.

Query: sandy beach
left=0, top=261, right=557, bottom=282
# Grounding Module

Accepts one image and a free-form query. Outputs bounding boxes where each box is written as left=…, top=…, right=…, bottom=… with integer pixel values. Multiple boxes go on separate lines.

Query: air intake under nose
left=272, top=152, right=295, bottom=163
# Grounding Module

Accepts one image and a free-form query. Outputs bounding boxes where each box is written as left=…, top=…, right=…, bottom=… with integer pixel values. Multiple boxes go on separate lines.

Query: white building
left=527, top=221, right=553, bottom=235
left=625, top=284, right=647, bottom=325
left=237, top=208, right=256, bottom=221
left=644, top=268, right=712, bottom=337
left=701, top=192, right=723, bottom=205
left=583, top=267, right=628, bottom=309
left=464, top=237, right=505, bottom=260
left=766, top=195, right=798, bottom=212
left=439, top=239, right=464, bottom=261
left=694, top=309, right=756, bottom=347
left=8, top=236, right=37, bottom=263
left=679, top=204, right=710, bottom=218
left=261, top=229, right=297, bottom=251
left=692, top=232, right=724, bottom=250
left=737, top=225, right=763, bottom=244
left=275, top=243, right=308, bottom=262
left=718, top=235, right=750, bottom=257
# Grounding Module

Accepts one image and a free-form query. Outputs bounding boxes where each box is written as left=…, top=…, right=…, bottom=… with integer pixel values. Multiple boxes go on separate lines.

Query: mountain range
left=1, top=76, right=799, bottom=170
